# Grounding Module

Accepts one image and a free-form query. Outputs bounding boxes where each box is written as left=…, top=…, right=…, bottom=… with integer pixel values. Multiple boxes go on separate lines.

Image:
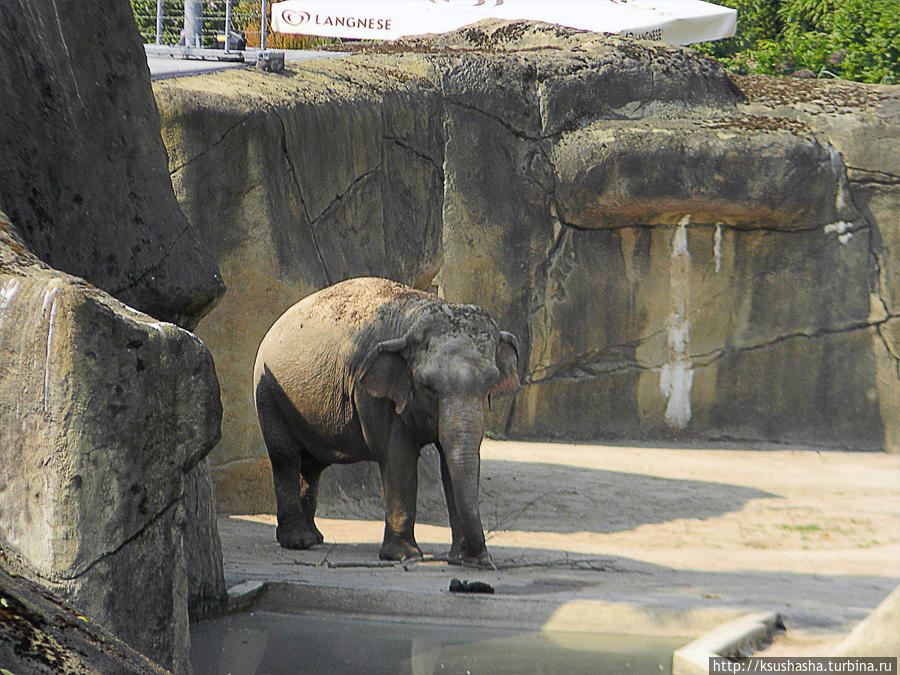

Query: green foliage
left=131, top=0, right=185, bottom=45
left=695, top=0, right=900, bottom=83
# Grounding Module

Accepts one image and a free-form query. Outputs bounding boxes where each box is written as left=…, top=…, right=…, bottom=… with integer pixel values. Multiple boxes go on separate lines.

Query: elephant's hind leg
left=256, top=380, right=320, bottom=550
left=299, top=450, right=325, bottom=545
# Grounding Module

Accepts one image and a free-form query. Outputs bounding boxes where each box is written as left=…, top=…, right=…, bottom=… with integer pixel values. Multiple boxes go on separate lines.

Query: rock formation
left=152, top=21, right=899, bottom=516
left=0, top=561, right=169, bottom=674
left=0, top=0, right=224, bottom=329
left=0, top=1, right=226, bottom=672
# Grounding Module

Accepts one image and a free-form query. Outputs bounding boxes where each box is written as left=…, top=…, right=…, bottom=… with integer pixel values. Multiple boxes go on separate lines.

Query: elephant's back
left=293, top=277, right=432, bottom=332
left=261, top=277, right=431, bottom=355
left=254, top=278, right=432, bottom=431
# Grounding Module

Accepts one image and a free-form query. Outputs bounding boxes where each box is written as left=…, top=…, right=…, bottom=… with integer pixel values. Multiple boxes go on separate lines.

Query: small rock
left=256, top=51, right=285, bottom=73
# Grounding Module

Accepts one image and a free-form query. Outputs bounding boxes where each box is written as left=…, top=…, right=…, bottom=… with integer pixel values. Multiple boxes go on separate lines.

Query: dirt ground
left=221, top=439, right=900, bottom=648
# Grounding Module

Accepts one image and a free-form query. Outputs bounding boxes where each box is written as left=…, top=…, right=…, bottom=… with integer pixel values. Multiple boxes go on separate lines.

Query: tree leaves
left=694, top=0, right=900, bottom=84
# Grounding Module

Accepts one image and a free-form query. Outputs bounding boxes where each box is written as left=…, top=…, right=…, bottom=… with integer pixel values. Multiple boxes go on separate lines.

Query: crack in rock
left=877, top=323, right=900, bottom=380
left=109, top=221, right=194, bottom=297
left=527, top=318, right=893, bottom=387
left=311, top=164, right=383, bottom=227
left=847, top=166, right=900, bottom=186
left=168, top=114, right=251, bottom=176
left=275, top=110, right=331, bottom=285
left=444, top=96, right=546, bottom=142
left=9, top=497, right=183, bottom=584
left=384, top=134, right=444, bottom=179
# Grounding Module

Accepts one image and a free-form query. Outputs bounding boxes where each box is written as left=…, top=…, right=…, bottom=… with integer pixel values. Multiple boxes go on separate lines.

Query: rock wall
left=153, top=22, right=899, bottom=516
left=738, top=75, right=900, bottom=451
left=0, top=1, right=226, bottom=672
left=156, top=60, right=445, bottom=512
left=0, top=215, right=220, bottom=673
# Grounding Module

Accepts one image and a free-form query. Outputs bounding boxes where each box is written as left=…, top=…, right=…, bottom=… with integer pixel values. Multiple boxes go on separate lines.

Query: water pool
left=191, top=611, right=684, bottom=674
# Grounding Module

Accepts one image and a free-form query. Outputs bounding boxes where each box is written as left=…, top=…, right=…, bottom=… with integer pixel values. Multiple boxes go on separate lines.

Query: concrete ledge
left=226, top=580, right=267, bottom=614
left=673, top=612, right=784, bottom=675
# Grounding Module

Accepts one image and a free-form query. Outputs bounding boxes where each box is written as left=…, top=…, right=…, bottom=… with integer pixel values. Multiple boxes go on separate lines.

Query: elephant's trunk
left=438, top=395, right=487, bottom=560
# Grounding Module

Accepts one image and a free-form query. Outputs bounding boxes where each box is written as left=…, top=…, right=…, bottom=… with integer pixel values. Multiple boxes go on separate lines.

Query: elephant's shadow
left=474, top=459, right=774, bottom=535
left=315, top=447, right=775, bottom=536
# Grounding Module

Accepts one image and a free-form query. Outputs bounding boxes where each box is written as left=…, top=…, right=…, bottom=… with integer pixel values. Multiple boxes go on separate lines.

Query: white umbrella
left=270, top=0, right=737, bottom=45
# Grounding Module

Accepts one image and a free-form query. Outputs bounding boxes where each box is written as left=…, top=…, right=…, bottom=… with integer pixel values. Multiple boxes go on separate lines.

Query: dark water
left=190, top=611, right=684, bottom=675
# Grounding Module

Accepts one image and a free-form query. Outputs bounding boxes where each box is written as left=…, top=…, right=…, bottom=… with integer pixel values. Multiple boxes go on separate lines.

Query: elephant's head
left=358, top=302, right=520, bottom=562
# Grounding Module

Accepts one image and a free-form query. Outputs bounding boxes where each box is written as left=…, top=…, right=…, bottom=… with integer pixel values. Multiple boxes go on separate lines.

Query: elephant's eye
left=486, top=365, right=500, bottom=385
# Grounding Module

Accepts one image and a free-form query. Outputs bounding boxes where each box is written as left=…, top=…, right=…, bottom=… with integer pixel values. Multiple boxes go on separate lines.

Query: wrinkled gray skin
left=253, top=277, right=520, bottom=564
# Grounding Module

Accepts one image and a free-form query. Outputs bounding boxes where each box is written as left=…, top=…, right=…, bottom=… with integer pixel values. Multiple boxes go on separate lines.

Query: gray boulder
left=0, top=0, right=227, bottom=669
left=0, top=0, right=224, bottom=329
left=0, top=213, right=221, bottom=672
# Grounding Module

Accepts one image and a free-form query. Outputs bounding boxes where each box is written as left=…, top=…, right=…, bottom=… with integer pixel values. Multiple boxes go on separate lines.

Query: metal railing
left=131, top=0, right=334, bottom=53
left=132, top=0, right=266, bottom=52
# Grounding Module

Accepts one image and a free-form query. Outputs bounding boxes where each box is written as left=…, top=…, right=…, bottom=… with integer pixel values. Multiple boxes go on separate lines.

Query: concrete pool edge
left=672, top=612, right=784, bottom=675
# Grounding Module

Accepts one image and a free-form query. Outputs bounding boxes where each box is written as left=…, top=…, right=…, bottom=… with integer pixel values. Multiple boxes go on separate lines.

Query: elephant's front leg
left=375, top=423, right=424, bottom=561
left=437, top=447, right=466, bottom=562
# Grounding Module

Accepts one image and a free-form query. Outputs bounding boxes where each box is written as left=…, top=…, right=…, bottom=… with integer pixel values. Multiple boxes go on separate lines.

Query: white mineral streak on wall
left=824, top=220, right=854, bottom=245
left=714, top=222, right=723, bottom=273
left=659, top=215, right=694, bottom=429
left=0, top=277, right=21, bottom=316
left=40, top=279, right=64, bottom=413
left=146, top=321, right=169, bottom=335
left=827, top=145, right=859, bottom=244
left=50, top=0, right=85, bottom=111
left=672, top=216, right=690, bottom=257
left=830, top=145, right=851, bottom=214
left=118, top=302, right=192, bottom=340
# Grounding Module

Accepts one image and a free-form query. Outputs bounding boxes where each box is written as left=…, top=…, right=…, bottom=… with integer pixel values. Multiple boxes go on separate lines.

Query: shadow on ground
left=312, top=452, right=776, bottom=534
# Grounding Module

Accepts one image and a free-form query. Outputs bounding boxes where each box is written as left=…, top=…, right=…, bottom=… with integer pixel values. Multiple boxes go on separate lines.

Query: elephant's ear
left=359, top=339, right=412, bottom=415
left=491, top=331, right=520, bottom=398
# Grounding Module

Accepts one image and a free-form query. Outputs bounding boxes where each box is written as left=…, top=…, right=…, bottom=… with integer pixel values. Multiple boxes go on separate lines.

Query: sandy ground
left=220, top=440, right=900, bottom=647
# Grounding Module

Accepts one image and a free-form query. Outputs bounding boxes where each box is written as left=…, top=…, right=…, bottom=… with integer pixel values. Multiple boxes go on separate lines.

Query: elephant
left=253, top=277, right=520, bottom=564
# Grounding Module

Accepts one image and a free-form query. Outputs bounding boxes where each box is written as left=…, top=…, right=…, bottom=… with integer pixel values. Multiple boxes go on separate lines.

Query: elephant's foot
left=276, top=524, right=320, bottom=550
left=305, top=520, right=325, bottom=545
left=379, top=536, right=422, bottom=561
left=447, top=544, right=492, bottom=568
